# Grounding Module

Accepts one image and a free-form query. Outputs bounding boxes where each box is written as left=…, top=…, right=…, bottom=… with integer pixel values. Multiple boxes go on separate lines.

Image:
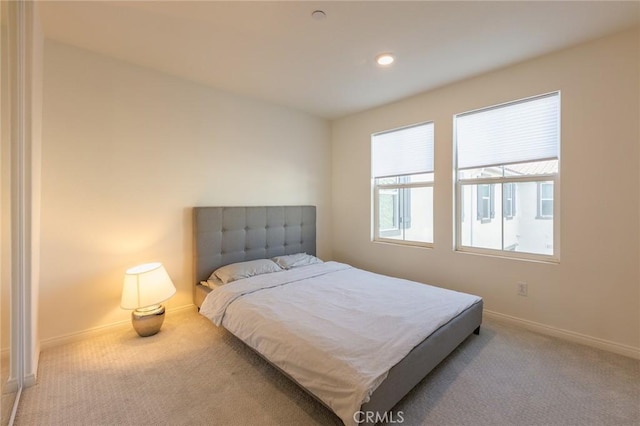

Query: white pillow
left=211, top=259, right=282, bottom=284
left=272, top=253, right=323, bottom=270
left=201, top=276, right=224, bottom=290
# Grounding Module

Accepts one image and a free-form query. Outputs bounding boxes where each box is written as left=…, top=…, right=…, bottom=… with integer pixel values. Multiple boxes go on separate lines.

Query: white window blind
left=456, top=93, right=559, bottom=170
left=372, top=122, right=434, bottom=178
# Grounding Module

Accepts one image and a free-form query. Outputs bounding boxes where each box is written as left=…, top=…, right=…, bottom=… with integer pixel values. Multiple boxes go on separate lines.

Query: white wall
left=40, top=41, right=332, bottom=343
left=331, top=29, right=640, bottom=354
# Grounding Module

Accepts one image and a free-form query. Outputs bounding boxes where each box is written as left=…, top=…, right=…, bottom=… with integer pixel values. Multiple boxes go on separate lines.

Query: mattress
left=199, top=261, right=482, bottom=426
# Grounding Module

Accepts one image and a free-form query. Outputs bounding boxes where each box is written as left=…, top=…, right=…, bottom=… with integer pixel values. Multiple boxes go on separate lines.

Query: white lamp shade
left=121, top=262, right=176, bottom=309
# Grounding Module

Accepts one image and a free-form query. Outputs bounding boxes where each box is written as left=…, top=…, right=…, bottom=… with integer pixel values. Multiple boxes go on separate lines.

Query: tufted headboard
left=193, top=206, right=316, bottom=284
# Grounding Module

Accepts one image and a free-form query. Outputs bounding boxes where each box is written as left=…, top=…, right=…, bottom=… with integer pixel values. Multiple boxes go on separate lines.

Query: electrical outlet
left=517, top=281, right=528, bottom=297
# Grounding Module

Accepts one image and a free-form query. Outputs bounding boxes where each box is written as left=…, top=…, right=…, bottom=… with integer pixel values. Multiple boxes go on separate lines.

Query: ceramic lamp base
left=131, top=304, right=165, bottom=337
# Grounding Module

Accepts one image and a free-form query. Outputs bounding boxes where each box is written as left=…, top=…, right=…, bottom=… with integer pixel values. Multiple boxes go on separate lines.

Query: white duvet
left=199, top=261, right=481, bottom=426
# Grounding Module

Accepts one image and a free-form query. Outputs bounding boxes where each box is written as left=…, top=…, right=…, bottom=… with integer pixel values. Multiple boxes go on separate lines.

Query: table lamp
left=121, top=262, right=176, bottom=337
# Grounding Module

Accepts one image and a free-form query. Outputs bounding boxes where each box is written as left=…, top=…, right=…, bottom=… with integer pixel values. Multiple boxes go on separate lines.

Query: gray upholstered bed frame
left=193, top=206, right=482, bottom=425
left=193, top=206, right=317, bottom=307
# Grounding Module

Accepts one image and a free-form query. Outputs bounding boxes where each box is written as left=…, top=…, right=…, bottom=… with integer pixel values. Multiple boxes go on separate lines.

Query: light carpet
left=14, top=308, right=640, bottom=426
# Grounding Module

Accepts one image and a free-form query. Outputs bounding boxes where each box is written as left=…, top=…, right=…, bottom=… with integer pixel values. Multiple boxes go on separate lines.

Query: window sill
left=455, top=246, right=559, bottom=264
left=373, top=238, right=434, bottom=249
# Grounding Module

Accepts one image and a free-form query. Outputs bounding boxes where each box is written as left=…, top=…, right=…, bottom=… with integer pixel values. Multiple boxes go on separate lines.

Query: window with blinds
left=372, top=121, right=434, bottom=246
left=454, top=92, right=560, bottom=260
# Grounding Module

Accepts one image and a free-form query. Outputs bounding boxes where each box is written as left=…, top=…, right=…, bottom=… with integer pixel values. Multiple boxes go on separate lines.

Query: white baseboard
left=4, top=378, right=18, bottom=394
left=23, top=373, right=37, bottom=388
left=484, top=309, right=640, bottom=360
left=39, top=304, right=196, bottom=351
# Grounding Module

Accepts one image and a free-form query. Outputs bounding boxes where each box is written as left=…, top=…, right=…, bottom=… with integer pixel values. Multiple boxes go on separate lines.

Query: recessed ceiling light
left=311, top=10, right=326, bottom=20
left=376, top=53, right=395, bottom=66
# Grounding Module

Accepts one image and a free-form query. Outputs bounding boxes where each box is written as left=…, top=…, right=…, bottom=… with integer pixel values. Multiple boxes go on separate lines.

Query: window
left=537, top=182, right=554, bottom=219
left=455, top=92, right=560, bottom=260
left=477, top=184, right=495, bottom=223
left=503, top=183, right=516, bottom=220
left=372, top=122, right=434, bottom=246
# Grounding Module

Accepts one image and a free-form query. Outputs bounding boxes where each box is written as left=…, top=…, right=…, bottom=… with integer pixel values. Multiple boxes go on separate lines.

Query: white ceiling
left=39, top=1, right=639, bottom=119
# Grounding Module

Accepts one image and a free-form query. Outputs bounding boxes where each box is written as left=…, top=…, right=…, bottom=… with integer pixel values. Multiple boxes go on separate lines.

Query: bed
left=194, top=206, right=482, bottom=425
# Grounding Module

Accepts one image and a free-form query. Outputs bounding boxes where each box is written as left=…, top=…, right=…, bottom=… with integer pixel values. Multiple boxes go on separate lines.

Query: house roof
left=506, top=160, right=559, bottom=176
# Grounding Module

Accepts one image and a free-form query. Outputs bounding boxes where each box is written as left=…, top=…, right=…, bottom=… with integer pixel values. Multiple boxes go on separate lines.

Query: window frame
left=453, top=92, right=561, bottom=262
left=503, top=182, right=516, bottom=220
left=373, top=179, right=432, bottom=247
left=372, top=121, right=434, bottom=248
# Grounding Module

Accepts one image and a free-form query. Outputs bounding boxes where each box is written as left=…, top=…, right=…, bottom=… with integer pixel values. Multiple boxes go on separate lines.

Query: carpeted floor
left=14, top=308, right=640, bottom=426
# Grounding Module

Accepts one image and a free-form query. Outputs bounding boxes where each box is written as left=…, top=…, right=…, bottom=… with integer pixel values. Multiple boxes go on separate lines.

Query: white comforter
left=199, top=261, right=481, bottom=425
